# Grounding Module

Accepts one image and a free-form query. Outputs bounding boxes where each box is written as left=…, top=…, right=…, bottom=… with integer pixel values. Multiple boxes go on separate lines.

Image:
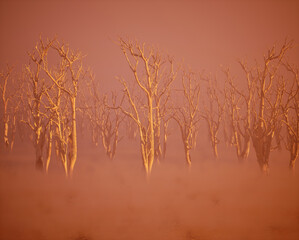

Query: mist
left=1, top=137, right=299, bottom=240
left=1, top=0, right=299, bottom=239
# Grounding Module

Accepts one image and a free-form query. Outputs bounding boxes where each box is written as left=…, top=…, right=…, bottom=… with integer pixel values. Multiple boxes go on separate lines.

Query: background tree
left=249, top=41, right=292, bottom=173
left=201, top=75, right=225, bottom=158
left=24, top=38, right=54, bottom=170
left=102, top=92, right=124, bottom=159
left=172, top=68, right=200, bottom=167
left=223, top=63, right=255, bottom=162
left=281, top=62, right=298, bottom=171
left=0, top=65, right=22, bottom=151
left=153, top=57, right=177, bottom=162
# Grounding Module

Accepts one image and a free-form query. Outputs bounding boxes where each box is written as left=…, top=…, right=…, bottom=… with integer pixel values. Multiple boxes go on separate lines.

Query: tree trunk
left=10, top=115, right=17, bottom=151
left=240, top=133, right=251, bottom=160
left=289, top=141, right=298, bottom=171
left=35, top=127, right=44, bottom=171
left=62, top=154, right=68, bottom=177
left=4, top=115, right=9, bottom=149
left=148, top=96, right=155, bottom=175
left=213, top=141, right=218, bottom=159
left=69, top=97, right=77, bottom=177
left=252, top=132, right=272, bottom=174
left=184, top=144, right=191, bottom=167
left=162, top=124, right=168, bottom=159
left=45, top=122, right=52, bottom=174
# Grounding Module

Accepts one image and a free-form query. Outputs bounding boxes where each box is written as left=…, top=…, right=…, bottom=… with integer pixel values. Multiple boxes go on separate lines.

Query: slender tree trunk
left=252, top=132, right=272, bottom=174
left=45, top=122, right=52, bottom=173
left=240, top=133, right=250, bottom=160
left=10, top=115, right=17, bottom=151
left=111, top=128, right=119, bottom=159
left=184, top=143, right=191, bottom=167
left=34, top=97, right=44, bottom=170
left=162, top=121, right=168, bottom=159
left=289, top=141, right=298, bottom=171
left=148, top=96, right=155, bottom=175
left=139, top=129, right=149, bottom=176
left=35, top=127, right=43, bottom=170
left=4, top=114, right=9, bottom=149
left=62, top=154, right=68, bottom=177
left=154, top=107, right=162, bottom=162
left=69, top=97, right=77, bottom=177
left=213, top=141, right=218, bottom=159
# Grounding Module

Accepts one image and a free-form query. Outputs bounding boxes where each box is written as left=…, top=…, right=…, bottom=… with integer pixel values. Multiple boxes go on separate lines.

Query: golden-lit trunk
left=184, top=143, right=191, bottom=167
left=10, top=115, right=17, bottom=151
left=45, top=123, right=52, bottom=174
left=162, top=121, right=168, bottom=159
left=212, top=142, right=218, bottom=159
left=289, top=141, right=298, bottom=171
left=140, top=130, right=148, bottom=175
left=111, top=128, right=119, bottom=159
left=154, top=108, right=162, bottom=162
left=62, top=154, right=68, bottom=177
left=241, top=133, right=251, bottom=160
left=261, top=162, right=269, bottom=175
left=4, top=115, right=9, bottom=149
left=148, top=96, right=155, bottom=175
left=69, top=98, right=77, bottom=177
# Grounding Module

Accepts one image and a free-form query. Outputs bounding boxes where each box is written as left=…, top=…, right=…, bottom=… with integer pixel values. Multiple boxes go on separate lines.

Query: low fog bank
left=0, top=143, right=299, bottom=240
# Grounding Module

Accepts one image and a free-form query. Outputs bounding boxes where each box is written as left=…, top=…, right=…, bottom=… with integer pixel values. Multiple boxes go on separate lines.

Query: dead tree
left=24, top=36, right=86, bottom=176
left=281, top=62, right=299, bottom=171
left=223, top=64, right=254, bottom=161
left=172, top=69, right=200, bottom=167
left=84, top=72, right=102, bottom=147
left=201, top=76, right=225, bottom=158
left=117, top=38, right=175, bottom=176
left=101, top=93, right=124, bottom=159
left=44, top=40, right=85, bottom=177
left=45, top=86, right=71, bottom=176
left=153, top=57, right=177, bottom=162
left=125, top=117, right=138, bottom=140
left=250, top=41, right=292, bottom=173
left=0, top=65, right=21, bottom=151
left=25, top=38, right=55, bottom=170
left=161, top=105, right=172, bottom=160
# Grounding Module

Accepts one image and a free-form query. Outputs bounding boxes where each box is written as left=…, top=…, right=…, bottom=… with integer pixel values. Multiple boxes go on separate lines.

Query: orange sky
left=0, top=0, right=299, bottom=90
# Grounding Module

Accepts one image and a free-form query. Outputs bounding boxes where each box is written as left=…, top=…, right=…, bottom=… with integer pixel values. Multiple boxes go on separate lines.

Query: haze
left=0, top=0, right=299, bottom=240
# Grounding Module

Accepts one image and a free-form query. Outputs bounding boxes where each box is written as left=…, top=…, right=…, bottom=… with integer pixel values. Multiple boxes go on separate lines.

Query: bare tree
left=125, top=117, right=138, bottom=140
left=43, top=40, right=85, bottom=177
left=161, top=111, right=172, bottom=160
left=0, top=65, right=22, bottom=151
left=83, top=73, right=123, bottom=159
left=45, top=85, right=71, bottom=175
left=25, top=38, right=55, bottom=170
left=281, top=62, right=299, bottom=171
left=249, top=41, right=292, bottom=173
left=201, top=75, right=225, bottom=158
left=172, top=69, right=200, bottom=166
left=153, top=57, right=177, bottom=162
left=223, top=64, right=254, bottom=162
left=102, top=93, right=124, bottom=159
left=84, top=72, right=102, bottom=148
left=23, top=36, right=86, bottom=177
left=117, top=38, right=175, bottom=176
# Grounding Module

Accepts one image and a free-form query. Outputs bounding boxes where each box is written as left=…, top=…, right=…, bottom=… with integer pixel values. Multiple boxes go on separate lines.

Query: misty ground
left=0, top=138, right=299, bottom=240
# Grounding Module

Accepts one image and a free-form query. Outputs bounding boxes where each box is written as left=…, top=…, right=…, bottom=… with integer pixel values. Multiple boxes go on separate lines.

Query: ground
left=0, top=140, right=298, bottom=240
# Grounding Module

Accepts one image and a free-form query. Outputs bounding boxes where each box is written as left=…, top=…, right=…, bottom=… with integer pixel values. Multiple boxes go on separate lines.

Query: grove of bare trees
left=0, top=36, right=298, bottom=177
